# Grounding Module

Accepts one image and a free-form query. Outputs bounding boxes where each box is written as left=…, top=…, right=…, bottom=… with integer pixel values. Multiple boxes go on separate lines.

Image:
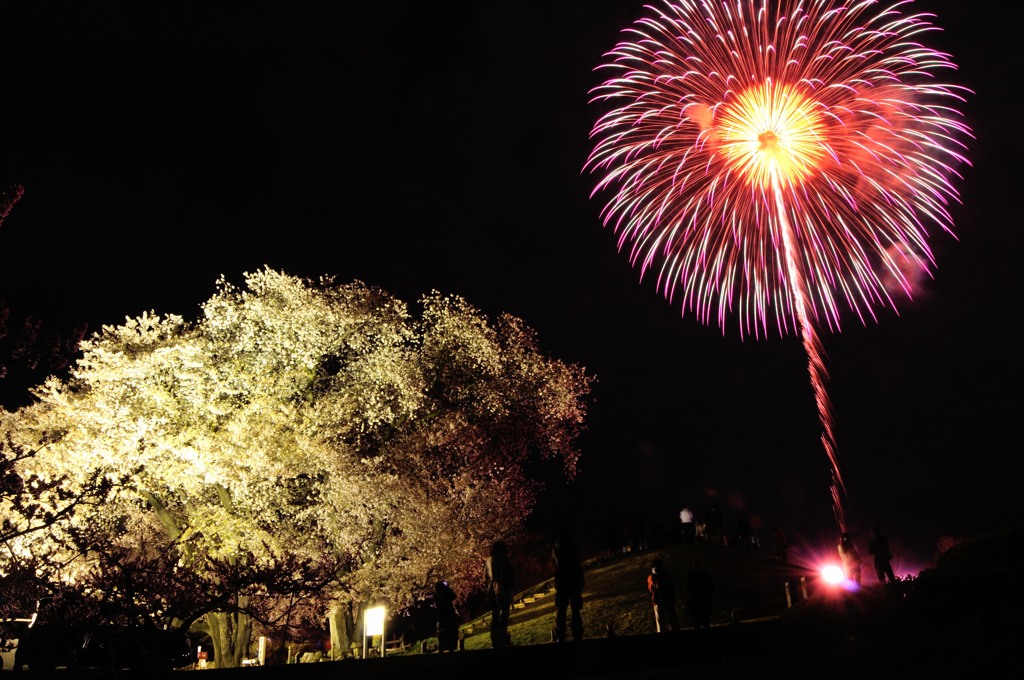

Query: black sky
left=0, top=1, right=1018, bottom=571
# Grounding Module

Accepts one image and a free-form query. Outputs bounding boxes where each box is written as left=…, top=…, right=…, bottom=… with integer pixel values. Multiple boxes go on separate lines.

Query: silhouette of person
left=485, top=540, right=516, bottom=648
left=650, top=517, right=667, bottom=549
left=552, top=527, right=585, bottom=643
left=772, top=526, right=789, bottom=562
left=621, top=515, right=636, bottom=553
left=433, top=579, right=459, bottom=652
left=686, top=559, right=714, bottom=630
left=735, top=515, right=751, bottom=549
left=868, top=526, right=897, bottom=583
left=647, top=558, right=679, bottom=632
left=634, top=514, right=648, bottom=551
left=679, top=504, right=696, bottom=544
left=838, top=532, right=863, bottom=585
left=705, top=504, right=723, bottom=545
left=606, top=522, right=619, bottom=557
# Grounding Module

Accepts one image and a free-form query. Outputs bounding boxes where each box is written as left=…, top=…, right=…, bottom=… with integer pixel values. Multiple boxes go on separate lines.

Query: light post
left=363, top=605, right=387, bottom=659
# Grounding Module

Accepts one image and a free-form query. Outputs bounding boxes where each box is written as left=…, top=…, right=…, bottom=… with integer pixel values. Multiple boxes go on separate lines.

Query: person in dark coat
left=433, top=579, right=459, bottom=653
left=735, top=515, right=751, bottom=549
left=772, top=526, right=790, bottom=562
left=868, top=526, right=898, bottom=583
left=485, top=540, right=516, bottom=648
left=552, top=527, right=585, bottom=643
left=704, top=504, right=723, bottom=545
left=686, top=559, right=714, bottom=630
left=646, top=558, right=679, bottom=633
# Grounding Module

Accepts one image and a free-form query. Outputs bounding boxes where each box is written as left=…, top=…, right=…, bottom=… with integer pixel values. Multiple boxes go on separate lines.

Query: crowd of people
left=479, top=530, right=720, bottom=648
left=607, top=503, right=770, bottom=556
left=425, top=512, right=899, bottom=650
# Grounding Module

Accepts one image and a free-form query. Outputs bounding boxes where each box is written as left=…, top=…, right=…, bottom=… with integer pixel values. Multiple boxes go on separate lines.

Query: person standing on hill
left=694, top=517, right=707, bottom=542
left=552, top=527, right=585, bottom=643
left=649, top=518, right=667, bottom=549
left=646, top=558, right=679, bottom=632
left=735, top=515, right=751, bottom=549
left=433, top=579, right=459, bottom=653
left=838, top=532, right=863, bottom=585
left=868, top=526, right=897, bottom=584
left=634, top=514, right=648, bottom=551
left=621, top=515, right=637, bottom=553
left=772, top=526, right=790, bottom=562
left=485, top=540, right=516, bottom=648
left=606, top=522, right=619, bottom=557
left=686, top=559, right=714, bottom=631
left=705, top=504, right=723, bottom=545
left=679, top=504, right=696, bottom=545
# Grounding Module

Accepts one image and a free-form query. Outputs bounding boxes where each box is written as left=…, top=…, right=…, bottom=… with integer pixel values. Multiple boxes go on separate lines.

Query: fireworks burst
left=586, top=0, right=971, bottom=530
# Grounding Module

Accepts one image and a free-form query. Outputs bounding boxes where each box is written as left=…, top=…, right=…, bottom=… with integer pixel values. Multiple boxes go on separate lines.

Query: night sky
left=0, top=1, right=1018, bottom=571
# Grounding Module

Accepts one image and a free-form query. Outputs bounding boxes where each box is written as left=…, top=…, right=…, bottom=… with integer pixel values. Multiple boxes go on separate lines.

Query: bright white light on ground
left=821, top=565, right=845, bottom=584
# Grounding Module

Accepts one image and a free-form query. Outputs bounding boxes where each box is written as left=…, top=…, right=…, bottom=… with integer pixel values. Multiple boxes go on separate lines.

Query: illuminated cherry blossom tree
left=6, top=268, right=592, bottom=665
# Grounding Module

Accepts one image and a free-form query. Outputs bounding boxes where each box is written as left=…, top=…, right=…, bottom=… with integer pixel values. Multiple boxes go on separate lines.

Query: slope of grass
left=366, top=529, right=1023, bottom=679
left=404, top=541, right=817, bottom=653
left=233, top=529, right=1022, bottom=679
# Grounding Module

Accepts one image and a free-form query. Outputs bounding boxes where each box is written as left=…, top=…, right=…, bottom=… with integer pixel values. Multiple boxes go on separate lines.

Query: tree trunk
left=204, top=606, right=252, bottom=668
left=328, top=601, right=361, bottom=659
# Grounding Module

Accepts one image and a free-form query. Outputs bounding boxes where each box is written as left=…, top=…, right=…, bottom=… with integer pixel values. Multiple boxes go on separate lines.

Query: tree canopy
left=2, top=268, right=593, bottom=664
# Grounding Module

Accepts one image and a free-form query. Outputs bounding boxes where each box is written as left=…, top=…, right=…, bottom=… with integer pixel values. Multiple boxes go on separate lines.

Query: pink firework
left=585, top=0, right=971, bottom=530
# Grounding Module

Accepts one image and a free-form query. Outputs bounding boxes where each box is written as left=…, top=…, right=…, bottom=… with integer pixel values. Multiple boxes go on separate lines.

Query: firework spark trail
left=586, top=0, right=971, bottom=530
left=773, top=171, right=846, bottom=531
left=0, top=185, right=24, bottom=227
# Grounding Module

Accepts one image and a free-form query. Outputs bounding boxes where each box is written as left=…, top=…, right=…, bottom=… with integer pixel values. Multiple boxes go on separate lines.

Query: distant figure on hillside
left=686, top=559, right=714, bottom=631
left=735, top=515, right=751, bottom=550
left=705, top=504, right=723, bottom=545
left=634, top=514, right=648, bottom=551
left=433, top=579, right=459, bottom=653
left=606, top=522, right=619, bottom=557
left=621, top=516, right=636, bottom=553
left=552, top=527, right=585, bottom=643
left=772, top=526, right=790, bottom=562
left=679, top=504, right=696, bottom=545
left=649, top=518, right=667, bottom=549
left=485, top=540, right=516, bottom=648
left=647, top=558, right=679, bottom=633
left=868, top=526, right=897, bottom=584
left=837, top=532, right=863, bottom=585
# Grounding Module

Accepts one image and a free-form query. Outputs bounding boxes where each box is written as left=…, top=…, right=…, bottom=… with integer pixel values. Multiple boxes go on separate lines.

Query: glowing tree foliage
left=7, top=268, right=592, bottom=665
left=586, top=0, right=970, bottom=528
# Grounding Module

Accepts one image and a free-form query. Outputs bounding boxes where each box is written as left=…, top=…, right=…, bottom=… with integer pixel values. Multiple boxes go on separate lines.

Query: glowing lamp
left=363, top=605, right=387, bottom=659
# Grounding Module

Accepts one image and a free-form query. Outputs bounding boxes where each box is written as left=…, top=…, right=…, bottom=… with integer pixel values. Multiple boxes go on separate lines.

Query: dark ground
left=14, top=609, right=1019, bottom=680
left=13, top=527, right=1023, bottom=679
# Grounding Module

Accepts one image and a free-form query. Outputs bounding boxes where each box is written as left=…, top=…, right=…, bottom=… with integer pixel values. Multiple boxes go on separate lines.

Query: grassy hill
left=150, top=529, right=1021, bottom=679
left=393, top=526, right=1023, bottom=672
left=424, top=541, right=818, bottom=651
